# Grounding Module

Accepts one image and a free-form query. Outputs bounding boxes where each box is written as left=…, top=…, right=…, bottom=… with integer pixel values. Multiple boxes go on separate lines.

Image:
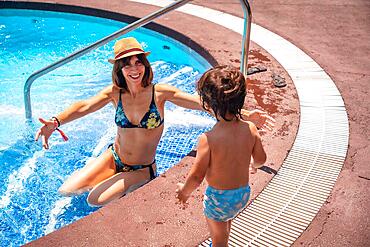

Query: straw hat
left=108, top=37, right=150, bottom=64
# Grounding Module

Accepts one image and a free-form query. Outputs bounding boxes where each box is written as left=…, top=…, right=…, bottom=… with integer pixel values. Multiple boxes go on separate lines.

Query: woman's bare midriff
left=114, top=124, right=164, bottom=165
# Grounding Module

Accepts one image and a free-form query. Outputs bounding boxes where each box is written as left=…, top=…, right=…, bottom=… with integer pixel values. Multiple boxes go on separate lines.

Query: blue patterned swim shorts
left=203, top=184, right=251, bottom=222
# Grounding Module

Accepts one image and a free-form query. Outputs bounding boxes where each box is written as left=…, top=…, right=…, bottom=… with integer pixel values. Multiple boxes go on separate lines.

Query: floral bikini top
left=115, top=84, right=164, bottom=129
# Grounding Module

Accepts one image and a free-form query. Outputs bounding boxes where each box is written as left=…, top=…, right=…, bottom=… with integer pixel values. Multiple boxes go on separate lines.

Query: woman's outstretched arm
left=241, top=109, right=276, bottom=131
left=35, top=85, right=114, bottom=149
left=157, top=84, right=275, bottom=130
left=56, top=85, right=114, bottom=125
left=156, top=84, right=203, bottom=111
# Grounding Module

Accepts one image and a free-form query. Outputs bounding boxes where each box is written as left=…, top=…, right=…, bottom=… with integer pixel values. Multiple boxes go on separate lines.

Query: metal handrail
left=240, top=0, right=252, bottom=76
left=24, top=0, right=192, bottom=119
left=24, top=0, right=252, bottom=119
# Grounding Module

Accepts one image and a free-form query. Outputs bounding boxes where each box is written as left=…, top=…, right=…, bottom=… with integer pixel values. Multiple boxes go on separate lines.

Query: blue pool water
left=0, top=9, right=214, bottom=245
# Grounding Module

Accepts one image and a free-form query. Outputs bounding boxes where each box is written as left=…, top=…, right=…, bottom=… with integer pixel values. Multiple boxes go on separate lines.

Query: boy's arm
left=250, top=123, right=267, bottom=169
left=176, top=133, right=210, bottom=203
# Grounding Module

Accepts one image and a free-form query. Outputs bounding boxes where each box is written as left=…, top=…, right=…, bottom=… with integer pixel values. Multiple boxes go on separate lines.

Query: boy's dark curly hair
left=197, top=65, right=246, bottom=121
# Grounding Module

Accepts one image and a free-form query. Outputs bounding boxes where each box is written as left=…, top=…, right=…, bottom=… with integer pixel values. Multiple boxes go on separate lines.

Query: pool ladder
left=23, top=0, right=252, bottom=120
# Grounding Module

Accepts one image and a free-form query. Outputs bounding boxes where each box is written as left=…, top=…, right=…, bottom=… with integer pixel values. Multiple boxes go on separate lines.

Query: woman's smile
left=122, top=56, right=145, bottom=84
left=128, top=73, right=141, bottom=81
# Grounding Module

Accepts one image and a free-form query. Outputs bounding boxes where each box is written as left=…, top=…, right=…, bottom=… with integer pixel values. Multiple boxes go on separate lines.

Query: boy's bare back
left=176, top=62, right=269, bottom=246
left=204, top=118, right=265, bottom=190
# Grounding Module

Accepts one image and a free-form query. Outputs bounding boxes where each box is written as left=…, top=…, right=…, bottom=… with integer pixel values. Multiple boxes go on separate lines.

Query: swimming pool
left=0, top=8, right=214, bottom=245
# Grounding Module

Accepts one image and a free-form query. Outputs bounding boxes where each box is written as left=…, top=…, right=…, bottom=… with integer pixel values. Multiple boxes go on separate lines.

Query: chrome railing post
left=239, top=0, right=252, bottom=77
left=24, top=0, right=192, bottom=119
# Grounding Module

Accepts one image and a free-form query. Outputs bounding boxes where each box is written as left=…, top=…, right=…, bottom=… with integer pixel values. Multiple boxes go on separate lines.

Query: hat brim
left=108, top=51, right=150, bottom=64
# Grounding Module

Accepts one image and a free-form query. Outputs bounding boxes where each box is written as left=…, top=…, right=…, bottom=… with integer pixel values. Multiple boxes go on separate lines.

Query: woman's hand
left=241, top=109, right=276, bottom=132
left=34, top=117, right=56, bottom=149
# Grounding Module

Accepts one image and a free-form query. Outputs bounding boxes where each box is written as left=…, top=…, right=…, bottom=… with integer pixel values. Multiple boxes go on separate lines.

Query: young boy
left=176, top=65, right=267, bottom=247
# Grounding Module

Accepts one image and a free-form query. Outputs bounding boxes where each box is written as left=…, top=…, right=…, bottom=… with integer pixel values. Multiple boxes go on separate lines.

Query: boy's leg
left=206, top=217, right=230, bottom=247
left=227, top=220, right=232, bottom=235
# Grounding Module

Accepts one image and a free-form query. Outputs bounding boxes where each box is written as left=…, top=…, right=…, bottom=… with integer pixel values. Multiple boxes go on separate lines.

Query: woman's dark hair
left=112, top=53, right=153, bottom=91
left=197, top=65, right=246, bottom=121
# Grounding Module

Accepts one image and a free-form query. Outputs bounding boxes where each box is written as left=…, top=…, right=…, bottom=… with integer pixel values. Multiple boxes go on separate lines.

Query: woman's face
left=121, top=55, right=145, bottom=86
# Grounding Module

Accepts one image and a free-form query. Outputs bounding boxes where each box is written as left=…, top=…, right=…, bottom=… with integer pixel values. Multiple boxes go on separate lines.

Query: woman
left=35, top=37, right=274, bottom=206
